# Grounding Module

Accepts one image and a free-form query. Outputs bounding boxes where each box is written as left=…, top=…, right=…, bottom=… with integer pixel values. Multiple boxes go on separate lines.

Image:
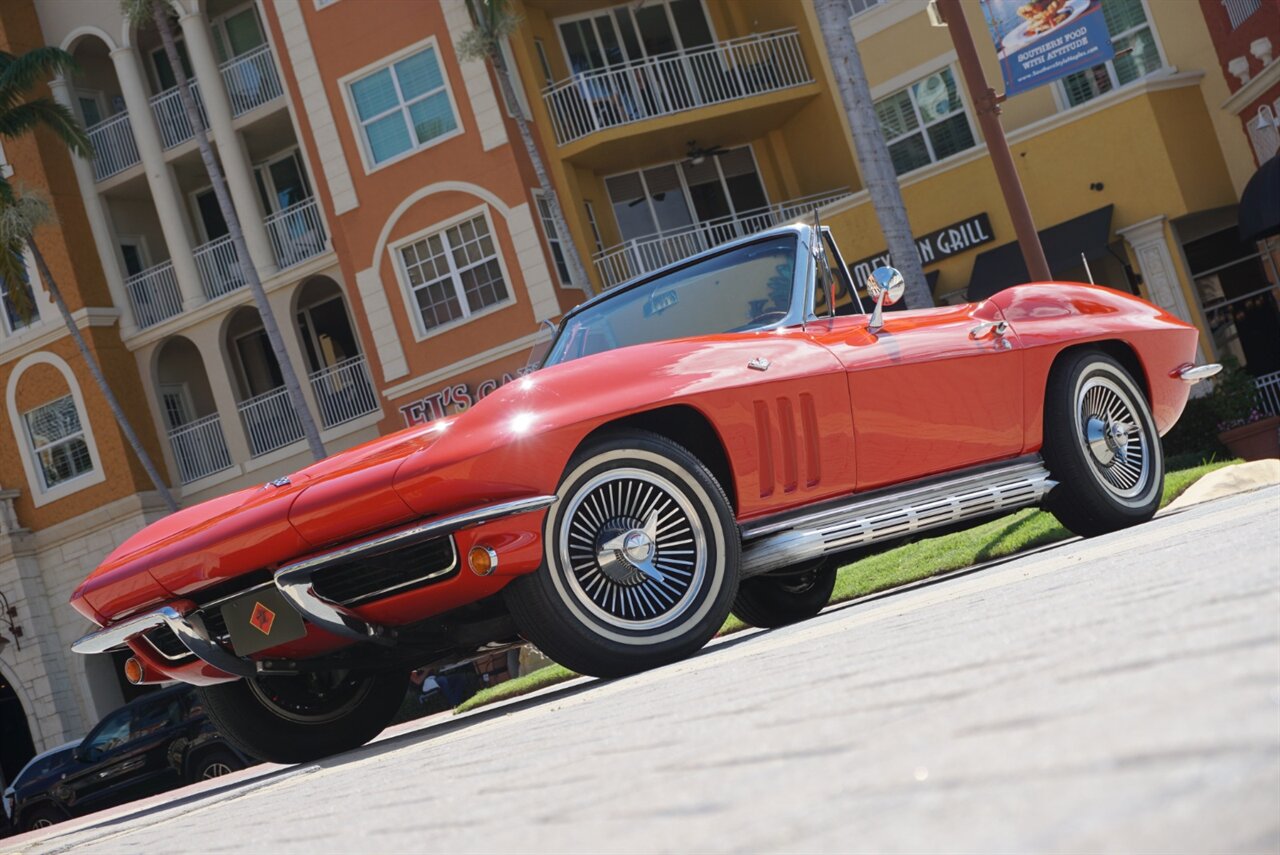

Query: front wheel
left=505, top=430, right=740, bottom=679
left=732, top=563, right=837, bottom=629
left=197, top=669, right=405, bottom=764
left=1042, top=350, right=1164, bottom=537
left=188, top=748, right=243, bottom=782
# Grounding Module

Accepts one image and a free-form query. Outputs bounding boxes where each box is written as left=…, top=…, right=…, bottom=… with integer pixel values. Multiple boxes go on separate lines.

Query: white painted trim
left=388, top=204, right=521, bottom=342
left=272, top=0, right=359, bottom=214
left=442, top=0, right=509, bottom=152
left=1223, top=59, right=1280, bottom=115
left=868, top=51, right=959, bottom=101
left=337, top=35, right=465, bottom=174
left=851, top=0, right=928, bottom=41
left=0, top=307, right=120, bottom=366
left=5, top=351, right=108, bottom=507
left=380, top=328, right=549, bottom=401
left=369, top=180, right=514, bottom=269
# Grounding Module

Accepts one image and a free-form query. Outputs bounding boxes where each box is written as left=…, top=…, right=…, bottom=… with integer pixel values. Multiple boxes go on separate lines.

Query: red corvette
left=72, top=224, right=1216, bottom=763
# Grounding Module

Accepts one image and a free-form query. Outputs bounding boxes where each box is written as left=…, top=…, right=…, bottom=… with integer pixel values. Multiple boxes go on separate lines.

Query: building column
left=1117, top=215, right=1208, bottom=361
left=109, top=46, right=206, bottom=310
left=179, top=10, right=279, bottom=280
left=48, top=77, right=138, bottom=338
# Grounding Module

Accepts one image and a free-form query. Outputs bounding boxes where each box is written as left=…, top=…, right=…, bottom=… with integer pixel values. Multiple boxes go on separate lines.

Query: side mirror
left=73, top=744, right=90, bottom=764
left=866, top=266, right=905, bottom=333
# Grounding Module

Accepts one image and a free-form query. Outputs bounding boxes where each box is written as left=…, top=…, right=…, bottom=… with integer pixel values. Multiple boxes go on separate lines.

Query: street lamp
left=0, top=589, right=22, bottom=651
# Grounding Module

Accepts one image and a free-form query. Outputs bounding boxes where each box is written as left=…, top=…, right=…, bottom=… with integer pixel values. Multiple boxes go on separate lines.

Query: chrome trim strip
left=274, top=495, right=557, bottom=643
left=72, top=605, right=256, bottom=677
left=1175, top=363, right=1222, bottom=383
left=336, top=538, right=459, bottom=607
left=740, top=459, right=1056, bottom=578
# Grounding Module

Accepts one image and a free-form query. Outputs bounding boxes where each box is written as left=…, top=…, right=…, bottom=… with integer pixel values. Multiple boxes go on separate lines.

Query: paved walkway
left=12, top=487, right=1280, bottom=854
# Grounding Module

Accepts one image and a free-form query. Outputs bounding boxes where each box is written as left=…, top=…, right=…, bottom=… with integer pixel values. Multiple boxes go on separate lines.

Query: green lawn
left=455, top=459, right=1237, bottom=714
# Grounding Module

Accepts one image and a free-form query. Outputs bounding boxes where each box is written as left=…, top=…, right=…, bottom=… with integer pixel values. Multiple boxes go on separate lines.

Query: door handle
left=970, top=320, right=1012, bottom=349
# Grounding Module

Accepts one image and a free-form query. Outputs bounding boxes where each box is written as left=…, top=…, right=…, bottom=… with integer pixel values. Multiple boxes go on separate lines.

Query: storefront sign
left=399, top=368, right=532, bottom=426
left=847, top=213, right=994, bottom=284
left=981, top=0, right=1115, bottom=97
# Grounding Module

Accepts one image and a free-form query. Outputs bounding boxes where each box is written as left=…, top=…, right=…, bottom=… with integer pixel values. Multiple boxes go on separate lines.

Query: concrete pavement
left=9, top=486, right=1280, bottom=854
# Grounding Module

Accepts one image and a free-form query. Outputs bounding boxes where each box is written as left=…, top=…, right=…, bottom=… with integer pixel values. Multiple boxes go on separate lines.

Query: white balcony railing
left=593, top=188, right=852, bottom=288
left=309, top=355, right=378, bottom=428
left=193, top=234, right=247, bottom=300
left=1256, top=370, right=1280, bottom=416
left=124, top=261, right=184, bottom=329
left=150, top=80, right=208, bottom=150
left=168, top=413, right=233, bottom=484
left=238, top=386, right=305, bottom=457
left=543, top=29, right=813, bottom=146
left=88, top=113, right=141, bottom=181
left=220, top=45, right=283, bottom=117
left=265, top=198, right=327, bottom=269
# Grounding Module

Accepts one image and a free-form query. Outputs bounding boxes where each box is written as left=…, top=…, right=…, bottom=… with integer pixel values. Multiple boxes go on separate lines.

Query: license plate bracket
left=221, top=586, right=307, bottom=657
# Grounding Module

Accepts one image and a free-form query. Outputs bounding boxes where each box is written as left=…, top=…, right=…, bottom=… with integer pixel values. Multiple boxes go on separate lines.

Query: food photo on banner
left=982, top=0, right=1115, bottom=96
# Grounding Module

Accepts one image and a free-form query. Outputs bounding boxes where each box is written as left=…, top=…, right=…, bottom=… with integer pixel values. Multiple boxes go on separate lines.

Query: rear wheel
left=188, top=748, right=243, bottom=782
left=732, top=563, right=837, bottom=628
left=197, top=669, right=404, bottom=764
left=506, top=430, right=740, bottom=679
left=22, top=805, right=64, bottom=832
left=1043, top=350, right=1164, bottom=537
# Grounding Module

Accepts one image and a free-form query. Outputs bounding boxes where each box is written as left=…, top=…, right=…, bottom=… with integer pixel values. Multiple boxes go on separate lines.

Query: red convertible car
left=72, top=223, right=1216, bottom=763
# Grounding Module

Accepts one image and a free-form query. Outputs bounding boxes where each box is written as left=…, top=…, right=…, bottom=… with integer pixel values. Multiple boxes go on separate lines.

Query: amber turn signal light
left=468, top=545, right=498, bottom=576
left=123, top=656, right=145, bottom=685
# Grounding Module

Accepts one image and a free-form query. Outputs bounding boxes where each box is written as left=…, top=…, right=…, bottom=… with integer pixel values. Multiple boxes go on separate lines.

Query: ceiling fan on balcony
left=685, top=140, right=729, bottom=166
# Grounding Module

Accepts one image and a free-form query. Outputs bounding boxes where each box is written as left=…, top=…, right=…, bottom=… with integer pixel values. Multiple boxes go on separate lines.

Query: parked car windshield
left=542, top=234, right=799, bottom=367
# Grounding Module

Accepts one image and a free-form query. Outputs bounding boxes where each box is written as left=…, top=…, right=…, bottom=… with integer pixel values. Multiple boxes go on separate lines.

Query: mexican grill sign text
left=848, top=213, right=994, bottom=284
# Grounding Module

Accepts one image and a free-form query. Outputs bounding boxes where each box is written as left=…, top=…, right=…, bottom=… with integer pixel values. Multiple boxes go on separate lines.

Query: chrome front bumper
left=72, top=495, right=557, bottom=674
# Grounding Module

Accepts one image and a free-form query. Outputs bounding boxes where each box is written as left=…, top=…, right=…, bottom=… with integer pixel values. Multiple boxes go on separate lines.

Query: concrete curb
left=1162, top=458, right=1280, bottom=514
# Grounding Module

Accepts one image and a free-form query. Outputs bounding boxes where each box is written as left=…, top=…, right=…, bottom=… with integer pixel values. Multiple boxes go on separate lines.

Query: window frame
left=533, top=191, right=573, bottom=286
left=872, top=65, right=978, bottom=178
left=1, top=249, right=41, bottom=336
left=390, top=205, right=519, bottom=342
left=1051, top=0, right=1167, bottom=111
left=339, top=36, right=464, bottom=174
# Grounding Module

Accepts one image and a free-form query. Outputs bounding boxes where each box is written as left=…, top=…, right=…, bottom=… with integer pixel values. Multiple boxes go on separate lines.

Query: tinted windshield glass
left=544, top=234, right=798, bottom=367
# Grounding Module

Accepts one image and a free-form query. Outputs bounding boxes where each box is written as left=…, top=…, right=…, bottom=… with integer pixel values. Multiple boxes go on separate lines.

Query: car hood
left=72, top=422, right=449, bottom=621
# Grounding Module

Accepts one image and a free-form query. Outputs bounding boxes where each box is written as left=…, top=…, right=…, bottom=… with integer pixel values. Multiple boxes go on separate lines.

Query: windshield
left=543, top=234, right=798, bottom=367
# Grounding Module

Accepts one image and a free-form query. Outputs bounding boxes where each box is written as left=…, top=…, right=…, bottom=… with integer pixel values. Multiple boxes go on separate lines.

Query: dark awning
left=967, top=205, right=1114, bottom=301
left=1239, top=154, right=1280, bottom=243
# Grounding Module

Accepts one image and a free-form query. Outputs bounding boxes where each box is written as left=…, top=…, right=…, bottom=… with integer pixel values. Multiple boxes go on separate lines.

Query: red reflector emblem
left=249, top=602, right=276, bottom=636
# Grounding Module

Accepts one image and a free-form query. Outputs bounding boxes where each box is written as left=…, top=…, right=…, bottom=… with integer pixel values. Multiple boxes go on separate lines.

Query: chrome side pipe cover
left=71, top=495, right=558, bottom=673
left=1174, top=363, right=1222, bottom=384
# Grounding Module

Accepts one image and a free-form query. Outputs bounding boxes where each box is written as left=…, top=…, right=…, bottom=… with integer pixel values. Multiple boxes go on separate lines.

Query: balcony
left=168, top=413, right=233, bottom=484
left=88, top=113, right=141, bottom=181
left=193, top=234, right=247, bottom=300
left=151, top=81, right=208, bottom=150
left=543, top=29, right=813, bottom=147
left=309, top=355, right=378, bottom=428
left=124, top=261, right=184, bottom=329
left=594, top=189, right=852, bottom=288
left=238, top=386, right=305, bottom=457
left=220, top=44, right=284, bottom=117
left=266, top=199, right=328, bottom=269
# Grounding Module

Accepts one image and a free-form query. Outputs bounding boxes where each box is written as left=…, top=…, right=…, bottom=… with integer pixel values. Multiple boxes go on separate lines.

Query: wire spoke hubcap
left=561, top=468, right=706, bottom=630
left=1077, top=376, right=1150, bottom=498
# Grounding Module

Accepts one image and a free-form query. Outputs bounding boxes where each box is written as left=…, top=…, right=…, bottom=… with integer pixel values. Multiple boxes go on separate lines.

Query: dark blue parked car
left=4, top=684, right=254, bottom=833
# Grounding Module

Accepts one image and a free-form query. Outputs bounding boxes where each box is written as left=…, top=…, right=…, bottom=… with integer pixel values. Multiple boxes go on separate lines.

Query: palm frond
left=0, top=47, right=78, bottom=109
left=119, top=0, right=159, bottom=26
left=0, top=190, right=56, bottom=247
left=0, top=98, right=92, bottom=158
left=456, top=0, right=521, bottom=62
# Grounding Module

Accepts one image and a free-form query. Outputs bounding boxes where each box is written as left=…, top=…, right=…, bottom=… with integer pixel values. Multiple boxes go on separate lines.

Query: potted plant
left=1213, top=360, right=1280, bottom=461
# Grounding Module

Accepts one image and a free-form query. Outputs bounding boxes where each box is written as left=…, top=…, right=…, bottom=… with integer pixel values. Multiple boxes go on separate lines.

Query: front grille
left=310, top=535, right=458, bottom=607
left=143, top=625, right=192, bottom=661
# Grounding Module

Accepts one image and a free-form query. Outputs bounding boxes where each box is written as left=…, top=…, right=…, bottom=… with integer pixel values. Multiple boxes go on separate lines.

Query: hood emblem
left=267, top=476, right=291, bottom=488
left=748, top=357, right=771, bottom=372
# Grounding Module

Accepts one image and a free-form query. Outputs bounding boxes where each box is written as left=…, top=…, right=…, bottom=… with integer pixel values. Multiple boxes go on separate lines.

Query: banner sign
left=980, top=0, right=1115, bottom=97
left=399, top=368, right=531, bottom=426
left=847, top=213, right=994, bottom=284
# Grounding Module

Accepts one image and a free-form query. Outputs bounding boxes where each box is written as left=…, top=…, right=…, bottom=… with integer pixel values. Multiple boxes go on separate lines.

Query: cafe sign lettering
left=399, top=368, right=531, bottom=426
left=848, top=213, right=994, bottom=284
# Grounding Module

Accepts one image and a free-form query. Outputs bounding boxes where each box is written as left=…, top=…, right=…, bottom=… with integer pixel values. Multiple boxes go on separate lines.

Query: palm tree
left=0, top=47, right=179, bottom=512
left=813, top=0, right=934, bottom=309
left=457, top=0, right=595, bottom=297
left=122, top=0, right=326, bottom=460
